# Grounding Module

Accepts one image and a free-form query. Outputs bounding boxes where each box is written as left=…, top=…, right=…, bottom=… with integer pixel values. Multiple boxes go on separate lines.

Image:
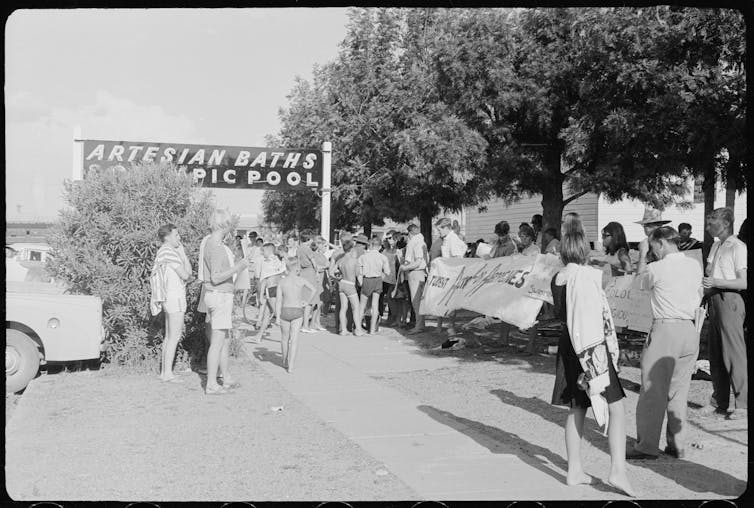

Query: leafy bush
left=46, top=163, right=214, bottom=372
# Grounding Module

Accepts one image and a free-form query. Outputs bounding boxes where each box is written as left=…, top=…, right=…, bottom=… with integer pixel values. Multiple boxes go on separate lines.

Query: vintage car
left=6, top=281, right=106, bottom=393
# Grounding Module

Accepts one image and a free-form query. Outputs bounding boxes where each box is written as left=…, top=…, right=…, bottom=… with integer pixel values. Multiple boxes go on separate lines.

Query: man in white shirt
left=400, top=224, right=429, bottom=334
left=626, top=227, right=703, bottom=460
left=435, top=217, right=466, bottom=342
left=700, top=207, right=748, bottom=420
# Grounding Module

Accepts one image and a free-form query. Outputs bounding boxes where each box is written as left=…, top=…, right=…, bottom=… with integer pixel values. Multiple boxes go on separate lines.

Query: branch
left=563, top=189, right=590, bottom=206
left=561, top=161, right=589, bottom=178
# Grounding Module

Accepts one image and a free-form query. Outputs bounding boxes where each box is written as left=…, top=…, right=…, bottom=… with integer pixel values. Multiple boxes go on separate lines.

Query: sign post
left=321, top=141, right=332, bottom=243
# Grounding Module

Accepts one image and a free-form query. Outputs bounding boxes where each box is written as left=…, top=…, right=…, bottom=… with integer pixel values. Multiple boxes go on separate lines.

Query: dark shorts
left=280, top=306, right=304, bottom=322
left=361, top=277, right=382, bottom=297
left=265, top=286, right=277, bottom=299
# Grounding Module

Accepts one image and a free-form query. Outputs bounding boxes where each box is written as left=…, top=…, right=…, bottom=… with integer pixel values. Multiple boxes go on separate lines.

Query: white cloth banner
left=423, top=253, right=658, bottom=333
left=419, top=256, right=544, bottom=330
left=521, top=253, right=563, bottom=304
left=603, top=275, right=653, bottom=332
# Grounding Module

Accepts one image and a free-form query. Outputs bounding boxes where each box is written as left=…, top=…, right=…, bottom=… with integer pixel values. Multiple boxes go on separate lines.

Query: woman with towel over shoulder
left=550, top=212, right=635, bottom=497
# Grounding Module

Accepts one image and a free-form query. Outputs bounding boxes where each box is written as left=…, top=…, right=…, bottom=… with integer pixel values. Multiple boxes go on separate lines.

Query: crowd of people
left=148, top=205, right=747, bottom=496
left=547, top=207, right=747, bottom=495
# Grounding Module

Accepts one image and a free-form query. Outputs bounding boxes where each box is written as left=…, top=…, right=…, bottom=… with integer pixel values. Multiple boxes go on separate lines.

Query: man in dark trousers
left=700, top=207, right=748, bottom=421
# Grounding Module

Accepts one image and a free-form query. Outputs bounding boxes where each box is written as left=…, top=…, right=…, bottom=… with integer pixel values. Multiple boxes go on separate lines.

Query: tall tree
left=264, top=8, right=490, bottom=241
left=653, top=6, right=746, bottom=250
left=431, top=7, right=746, bottom=235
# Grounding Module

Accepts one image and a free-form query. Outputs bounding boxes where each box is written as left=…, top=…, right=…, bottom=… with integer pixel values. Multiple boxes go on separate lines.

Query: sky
left=5, top=8, right=349, bottom=222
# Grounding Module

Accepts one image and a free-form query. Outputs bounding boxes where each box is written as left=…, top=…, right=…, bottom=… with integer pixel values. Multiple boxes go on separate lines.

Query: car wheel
left=6, top=329, right=41, bottom=393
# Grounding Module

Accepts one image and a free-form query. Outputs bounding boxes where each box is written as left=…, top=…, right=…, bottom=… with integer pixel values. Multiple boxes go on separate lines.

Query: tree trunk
left=702, top=162, right=716, bottom=262
left=540, top=149, right=565, bottom=239
left=725, top=174, right=736, bottom=210
left=419, top=209, right=433, bottom=247
left=363, top=222, right=372, bottom=238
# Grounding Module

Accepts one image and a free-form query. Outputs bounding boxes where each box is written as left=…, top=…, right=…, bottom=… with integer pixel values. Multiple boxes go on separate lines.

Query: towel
left=149, top=244, right=183, bottom=316
left=557, top=263, right=619, bottom=433
left=197, top=235, right=210, bottom=282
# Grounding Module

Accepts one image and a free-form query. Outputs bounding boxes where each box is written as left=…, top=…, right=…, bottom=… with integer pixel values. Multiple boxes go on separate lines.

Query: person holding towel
left=550, top=216, right=634, bottom=497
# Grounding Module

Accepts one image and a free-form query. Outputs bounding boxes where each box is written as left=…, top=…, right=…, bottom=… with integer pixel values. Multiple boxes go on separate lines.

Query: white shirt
left=707, top=235, right=747, bottom=279
left=404, top=233, right=428, bottom=270
left=520, top=243, right=540, bottom=256
left=641, top=252, right=703, bottom=320
left=441, top=231, right=467, bottom=258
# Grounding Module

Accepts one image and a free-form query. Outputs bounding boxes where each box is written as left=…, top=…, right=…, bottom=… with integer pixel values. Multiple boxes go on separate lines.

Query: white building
left=462, top=179, right=747, bottom=246
left=9, top=242, right=53, bottom=263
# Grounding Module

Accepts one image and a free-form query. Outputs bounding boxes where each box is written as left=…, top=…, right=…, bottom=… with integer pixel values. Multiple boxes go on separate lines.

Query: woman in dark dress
left=550, top=213, right=635, bottom=497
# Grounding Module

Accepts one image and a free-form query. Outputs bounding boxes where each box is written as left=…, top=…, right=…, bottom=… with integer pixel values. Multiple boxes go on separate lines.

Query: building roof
left=8, top=242, right=52, bottom=251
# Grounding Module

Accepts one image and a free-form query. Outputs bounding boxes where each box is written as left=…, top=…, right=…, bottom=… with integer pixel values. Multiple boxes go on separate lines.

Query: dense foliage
left=46, top=164, right=214, bottom=371
left=263, top=7, right=746, bottom=238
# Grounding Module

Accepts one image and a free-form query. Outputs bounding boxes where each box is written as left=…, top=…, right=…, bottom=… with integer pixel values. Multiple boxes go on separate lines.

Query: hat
left=354, top=234, right=369, bottom=245
left=635, top=207, right=671, bottom=226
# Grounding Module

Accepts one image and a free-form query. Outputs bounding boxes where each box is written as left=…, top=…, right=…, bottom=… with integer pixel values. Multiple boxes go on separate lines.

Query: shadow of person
left=490, top=388, right=746, bottom=497
left=416, top=404, right=616, bottom=495
left=252, top=346, right=285, bottom=369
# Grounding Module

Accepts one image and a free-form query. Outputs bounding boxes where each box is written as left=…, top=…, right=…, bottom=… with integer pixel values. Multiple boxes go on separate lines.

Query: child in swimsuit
left=276, top=257, right=315, bottom=373
left=249, top=243, right=286, bottom=344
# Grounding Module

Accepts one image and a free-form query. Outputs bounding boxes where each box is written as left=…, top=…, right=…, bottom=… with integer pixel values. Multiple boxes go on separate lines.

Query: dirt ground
left=5, top=306, right=747, bottom=501
left=4, top=351, right=414, bottom=501
left=373, top=317, right=748, bottom=499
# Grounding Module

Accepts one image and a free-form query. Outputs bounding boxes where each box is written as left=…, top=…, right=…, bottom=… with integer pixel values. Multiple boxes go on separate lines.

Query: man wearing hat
left=636, top=207, right=671, bottom=274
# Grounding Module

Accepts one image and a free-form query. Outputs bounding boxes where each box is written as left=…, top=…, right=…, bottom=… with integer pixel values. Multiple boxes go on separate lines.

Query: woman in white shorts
left=203, top=209, right=249, bottom=395
left=155, top=224, right=192, bottom=382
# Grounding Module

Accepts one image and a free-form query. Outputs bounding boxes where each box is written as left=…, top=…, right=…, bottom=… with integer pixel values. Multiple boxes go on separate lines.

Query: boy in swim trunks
left=249, top=243, right=286, bottom=344
left=358, top=237, right=391, bottom=334
left=334, top=237, right=365, bottom=336
left=276, top=257, right=316, bottom=373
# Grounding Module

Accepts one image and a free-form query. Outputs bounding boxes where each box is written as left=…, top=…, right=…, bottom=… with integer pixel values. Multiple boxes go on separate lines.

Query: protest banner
left=419, top=256, right=544, bottom=330
left=81, top=139, right=323, bottom=191
left=521, top=253, right=563, bottom=304
left=423, top=253, right=656, bottom=333
left=603, top=275, right=653, bottom=332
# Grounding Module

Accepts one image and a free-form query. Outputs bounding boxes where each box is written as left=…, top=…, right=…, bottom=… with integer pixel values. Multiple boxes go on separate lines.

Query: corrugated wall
left=464, top=193, right=600, bottom=243
left=465, top=183, right=748, bottom=246
left=597, top=181, right=748, bottom=244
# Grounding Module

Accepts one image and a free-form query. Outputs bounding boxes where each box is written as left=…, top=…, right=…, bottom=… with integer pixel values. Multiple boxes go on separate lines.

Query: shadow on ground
left=417, top=404, right=618, bottom=496
left=490, top=388, right=746, bottom=497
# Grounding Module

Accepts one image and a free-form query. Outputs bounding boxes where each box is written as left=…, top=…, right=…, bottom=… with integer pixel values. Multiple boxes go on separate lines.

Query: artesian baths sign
left=82, top=139, right=323, bottom=190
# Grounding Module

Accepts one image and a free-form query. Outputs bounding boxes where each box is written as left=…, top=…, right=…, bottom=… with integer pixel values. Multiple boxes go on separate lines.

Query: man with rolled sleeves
left=700, top=207, right=748, bottom=420
left=626, top=226, right=703, bottom=459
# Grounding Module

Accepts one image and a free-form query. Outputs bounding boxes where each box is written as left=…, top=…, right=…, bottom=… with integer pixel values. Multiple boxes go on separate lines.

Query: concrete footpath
left=245, top=322, right=599, bottom=500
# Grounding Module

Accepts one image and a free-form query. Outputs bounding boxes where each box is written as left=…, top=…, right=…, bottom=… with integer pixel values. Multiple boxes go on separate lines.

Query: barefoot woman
left=550, top=214, right=635, bottom=496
